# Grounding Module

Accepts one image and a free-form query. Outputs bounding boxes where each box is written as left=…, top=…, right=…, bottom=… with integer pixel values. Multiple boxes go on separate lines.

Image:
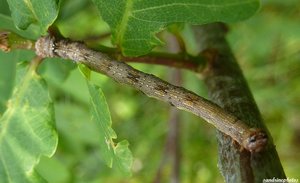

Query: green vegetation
left=0, top=0, right=299, bottom=182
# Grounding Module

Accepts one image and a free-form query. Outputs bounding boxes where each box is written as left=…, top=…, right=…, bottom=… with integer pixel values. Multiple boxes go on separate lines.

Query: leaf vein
left=116, top=0, right=134, bottom=46
left=133, top=1, right=256, bottom=13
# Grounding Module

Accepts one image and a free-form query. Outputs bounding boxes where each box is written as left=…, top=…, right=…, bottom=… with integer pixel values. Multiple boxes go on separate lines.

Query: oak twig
left=0, top=31, right=204, bottom=71
left=91, top=46, right=205, bottom=72
left=0, top=32, right=34, bottom=51
left=154, top=34, right=182, bottom=183
left=32, top=35, right=268, bottom=153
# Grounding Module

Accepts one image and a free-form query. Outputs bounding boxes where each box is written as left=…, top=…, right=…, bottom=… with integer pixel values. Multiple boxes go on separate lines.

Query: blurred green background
left=0, top=0, right=299, bottom=182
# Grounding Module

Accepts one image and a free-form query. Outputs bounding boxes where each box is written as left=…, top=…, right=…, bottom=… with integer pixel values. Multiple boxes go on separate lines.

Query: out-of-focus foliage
left=0, top=0, right=299, bottom=182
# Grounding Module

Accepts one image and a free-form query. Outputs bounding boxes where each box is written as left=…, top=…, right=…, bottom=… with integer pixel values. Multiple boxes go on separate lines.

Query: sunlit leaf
left=87, top=82, right=132, bottom=176
left=0, top=62, right=58, bottom=182
left=92, top=0, right=260, bottom=56
left=6, top=0, right=59, bottom=34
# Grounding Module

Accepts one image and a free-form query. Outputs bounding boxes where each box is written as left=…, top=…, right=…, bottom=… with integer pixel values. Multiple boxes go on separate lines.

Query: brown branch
left=33, top=35, right=268, bottom=153
left=0, top=32, right=34, bottom=51
left=91, top=46, right=205, bottom=72
left=0, top=31, right=205, bottom=72
left=193, top=23, right=286, bottom=182
left=119, top=53, right=203, bottom=72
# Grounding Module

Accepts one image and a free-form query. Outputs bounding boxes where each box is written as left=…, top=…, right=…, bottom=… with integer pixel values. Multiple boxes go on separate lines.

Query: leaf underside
left=0, top=63, right=58, bottom=183
left=92, top=0, right=260, bottom=56
left=0, top=53, right=16, bottom=115
left=87, top=82, right=132, bottom=176
left=6, top=0, right=59, bottom=35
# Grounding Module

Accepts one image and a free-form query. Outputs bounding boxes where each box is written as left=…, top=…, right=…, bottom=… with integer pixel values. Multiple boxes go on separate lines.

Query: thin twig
left=154, top=101, right=181, bottom=183
left=34, top=35, right=268, bottom=153
left=0, top=32, right=34, bottom=51
left=154, top=34, right=182, bottom=183
left=91, top=46, right=205, bottom=72
left=0, top=31, right=204, bottom=71
left=168, top=70, right=181, bottom=183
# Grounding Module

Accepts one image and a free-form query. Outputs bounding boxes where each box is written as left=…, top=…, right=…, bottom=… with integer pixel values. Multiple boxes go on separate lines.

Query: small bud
left=0, top=32, right=10, bottom=52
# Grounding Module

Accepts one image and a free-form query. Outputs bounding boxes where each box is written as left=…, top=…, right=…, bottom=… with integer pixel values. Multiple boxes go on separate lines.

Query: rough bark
left=193, top=23, right=286, bottom=182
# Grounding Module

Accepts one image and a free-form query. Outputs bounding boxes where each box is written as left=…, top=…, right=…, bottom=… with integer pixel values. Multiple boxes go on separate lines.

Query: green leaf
left=87, top=82, right=132, bottom=176
left=92, top=0, right=260, bottom=56
left=0, top=52, right=16, bottom=115
left=78, top=64, right=91, bottom=80
left=0, top=0, right=11, bottom=16
left=6, top=0, right=59, bottom=34
left=36, top=156, right=70, bottom=183
left=0, top=62, right=58, bottom=182
left=0, top=49, right=35, bottom=115
left=0, top=14, right=40, bottom=39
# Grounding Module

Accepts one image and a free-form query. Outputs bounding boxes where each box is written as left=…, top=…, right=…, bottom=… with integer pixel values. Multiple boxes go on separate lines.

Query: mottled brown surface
left=34, top=35, right=265, bottom=153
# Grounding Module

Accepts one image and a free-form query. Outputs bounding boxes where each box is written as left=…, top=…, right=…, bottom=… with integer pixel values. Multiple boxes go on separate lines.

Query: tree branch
left=0, top=31, right=205, bottom=71
left=90, top=46, right=205, bottom=72
left=0, top=31, right=269, bottom=152
left=0, top=31, right=34, bottom=51
left=193, top=23, right=286, bottom=182
left=120, top=52, right=203, bottom=71
left=31, top=35, right=268, bottom=153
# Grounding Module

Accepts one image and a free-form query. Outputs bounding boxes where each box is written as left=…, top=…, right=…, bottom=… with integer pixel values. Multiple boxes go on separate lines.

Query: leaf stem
left=0, top=32, right=34, bottom=52
left=29, top=56, right=43, bottom=72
